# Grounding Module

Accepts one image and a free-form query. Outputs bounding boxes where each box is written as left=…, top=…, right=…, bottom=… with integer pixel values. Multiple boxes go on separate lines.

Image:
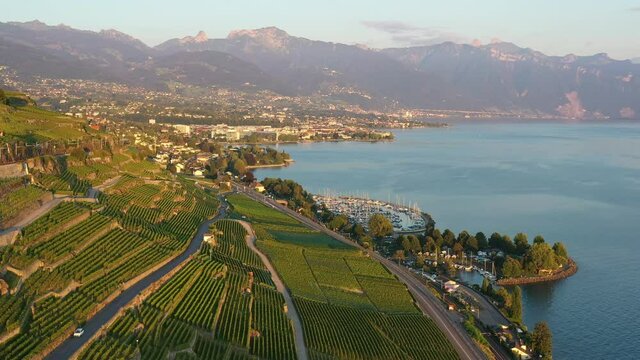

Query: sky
left=2, top=0, right=640, bottom=59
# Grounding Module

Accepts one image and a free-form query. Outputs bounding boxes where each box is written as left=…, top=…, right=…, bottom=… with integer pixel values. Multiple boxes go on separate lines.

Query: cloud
left=629, top=6, right=640, bottom=11
left=362, top=21, right=466, bottom=47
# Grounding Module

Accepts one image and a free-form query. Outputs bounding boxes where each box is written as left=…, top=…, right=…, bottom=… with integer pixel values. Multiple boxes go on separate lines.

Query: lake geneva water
left=256, top=121, right=640, bottom=360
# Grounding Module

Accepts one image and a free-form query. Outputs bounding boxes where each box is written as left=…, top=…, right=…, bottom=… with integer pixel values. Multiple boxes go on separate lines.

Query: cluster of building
left=0, top=70, right=427, bottom=130
left=201, top=123, right=392, bottom=142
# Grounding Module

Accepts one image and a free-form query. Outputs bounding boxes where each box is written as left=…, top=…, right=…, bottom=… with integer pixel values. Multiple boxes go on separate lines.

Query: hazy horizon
left=2, top=0, right=639, bottom=60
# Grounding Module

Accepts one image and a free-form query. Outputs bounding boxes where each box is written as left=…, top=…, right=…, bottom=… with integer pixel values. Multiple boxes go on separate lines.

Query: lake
left=256, top=121, right=640, bottom=360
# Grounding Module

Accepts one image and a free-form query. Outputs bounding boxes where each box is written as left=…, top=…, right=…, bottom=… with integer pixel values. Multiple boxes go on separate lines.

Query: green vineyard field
left=79, top=219, right=297, bottom=360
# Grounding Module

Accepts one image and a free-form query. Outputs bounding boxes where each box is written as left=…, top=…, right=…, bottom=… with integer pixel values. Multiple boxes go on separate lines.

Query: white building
left=172, top=124, right=191, bottom=135
left=444, top=280, right=459, bottom=293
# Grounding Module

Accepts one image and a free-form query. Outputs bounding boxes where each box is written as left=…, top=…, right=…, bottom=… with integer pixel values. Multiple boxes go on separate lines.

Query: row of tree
left=320, top=210, right=394, bottom=249
left=480, top=280, right=552, bottom=359
left=481, top=279, right=523, bottom=323
left=206, top=145, right=290, bottom=176
left=261, top=177, right=317, bottom=218
left=421, top=227, right=570, bottom=279
left=502, top=240, right=569, bottom=278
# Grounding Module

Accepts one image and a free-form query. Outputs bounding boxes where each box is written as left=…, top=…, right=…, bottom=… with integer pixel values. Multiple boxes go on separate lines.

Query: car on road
left=73, top=328, right=84, bottom=337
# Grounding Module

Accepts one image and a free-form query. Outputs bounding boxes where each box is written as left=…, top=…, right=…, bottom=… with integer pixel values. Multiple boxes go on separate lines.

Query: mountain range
left=0, top=20, right=638, bottom=119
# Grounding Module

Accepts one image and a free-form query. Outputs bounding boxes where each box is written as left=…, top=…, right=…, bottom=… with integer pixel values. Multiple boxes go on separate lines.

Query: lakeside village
left=126, top=121, right=393, bottom=180
left=257, top=180, right=575, bottom=360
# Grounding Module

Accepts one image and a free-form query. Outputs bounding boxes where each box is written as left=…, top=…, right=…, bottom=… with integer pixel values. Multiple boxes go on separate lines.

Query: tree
left=531, top=322, right=553, bottom=360
left=328, top=215, right=349, bottom=231
left=457, top=230, right=471, bottom=246
left=400, top=236, right=412, bottom=253
left=408, top=235, right=421, bottom=253
left=466, top=235, right=479, bottom=252
left=431, top=229, right=444, bottom=248
left=392, top=249, right=406, bottom=265
left=230, top=158, right=247, bottom=175
left=489, top=232, right=502, bottom=248
left=452, top=242, right=464, bottom=257
left=552, top=242, right=568, bottom=264
left=501, top=256, right=523, bottom=278
left=442, top=229, right=456, bottom=247
left=534, top=235, right=546, bottom=244
left=424, top=236, right=437, bottom=253
left=241, top=171, right=255, bottom=183
left=501, top=234, right=516, bottom=253
left=360, top=235, right=373, bottom=249
left=496, top=288, right=512, bottom=309
left=524, top=243, right=559, bottom=275
left=510, top=286, right=523, bottom=323
left=481, top=277, right=493, bottom=296
left=368, top=214, right=393, bottom=239
left=514, top=233, right=530, bottom=255
left=351, top=223, right=366, bottom=239
left=212, top=157, right=228, bottom=173
left=476, top=232, right=488, bottom=249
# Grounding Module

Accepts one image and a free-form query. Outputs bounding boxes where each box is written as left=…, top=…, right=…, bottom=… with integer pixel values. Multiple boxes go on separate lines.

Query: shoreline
left=246, top=160, right=294, bottom=169
left=232, top=138, right=396, bottom=146
left=496, top=258, right=578, bottom=286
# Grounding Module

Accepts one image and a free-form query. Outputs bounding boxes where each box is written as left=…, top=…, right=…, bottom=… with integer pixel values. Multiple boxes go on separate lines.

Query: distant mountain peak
left=590, top=52, right=613, bottom=64
left=228, top=26, right=289, bottom=39
left=100, top=29, right=139, bottom=42
left=179, top=30, right=208, bottom=44
left=227, top=27, right=291, bottom=50
left=8, top=19, right=49, bottom=30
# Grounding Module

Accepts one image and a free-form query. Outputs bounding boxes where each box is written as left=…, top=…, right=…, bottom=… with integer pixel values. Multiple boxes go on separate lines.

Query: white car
left=73, top=328, right=85, bottom=337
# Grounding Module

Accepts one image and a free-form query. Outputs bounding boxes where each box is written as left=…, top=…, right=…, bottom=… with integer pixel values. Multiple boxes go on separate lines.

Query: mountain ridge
left=0, top=21, right=638, bottom=119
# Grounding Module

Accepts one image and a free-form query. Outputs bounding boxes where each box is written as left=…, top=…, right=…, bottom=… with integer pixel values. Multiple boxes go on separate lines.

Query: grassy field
left=79, top=220, right=297, bottom=360
left=228, top=194, right=459, bottom=360
left=227, top=194, right=349, bottom=249
left=0, top=175, right=219, bottom=359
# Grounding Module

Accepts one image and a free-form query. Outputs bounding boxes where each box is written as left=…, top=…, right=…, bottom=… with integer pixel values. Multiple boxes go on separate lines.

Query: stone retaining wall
left=497, top=258, right=578, bottom=286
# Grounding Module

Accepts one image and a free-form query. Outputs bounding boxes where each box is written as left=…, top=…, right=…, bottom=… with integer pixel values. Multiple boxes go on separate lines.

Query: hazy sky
left=2, top=0, right=639, bottom=59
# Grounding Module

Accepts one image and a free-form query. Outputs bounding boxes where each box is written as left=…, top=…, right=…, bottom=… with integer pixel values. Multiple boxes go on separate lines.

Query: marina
left=314, top=192, right=428, bottom=233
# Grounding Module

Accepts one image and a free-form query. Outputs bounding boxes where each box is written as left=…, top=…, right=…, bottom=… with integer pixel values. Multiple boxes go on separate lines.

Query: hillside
left=0, top=91, right=88, bottom=142
left=0, top=170, right=220, bottom=359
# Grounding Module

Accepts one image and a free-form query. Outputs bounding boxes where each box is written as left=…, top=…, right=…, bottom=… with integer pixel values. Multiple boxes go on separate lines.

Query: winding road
left=234, top=184, right=486, bottom=360
left=237, top=220, right=308, bottom=360
left=45, top=196, right=228, bottom=360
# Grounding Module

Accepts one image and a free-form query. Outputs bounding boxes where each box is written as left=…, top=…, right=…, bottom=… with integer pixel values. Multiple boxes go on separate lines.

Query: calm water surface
left=256, top=121, right=640, bottom=360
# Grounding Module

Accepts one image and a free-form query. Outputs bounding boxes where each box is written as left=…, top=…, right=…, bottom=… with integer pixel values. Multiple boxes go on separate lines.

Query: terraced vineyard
left=228, top=194, right=459, bottom=360
left=17, top=201, right=90, bottom=247
left=79, top=219, right=297, bottom=360
left=0, top=183, right=48, bottom=227
left=0, top=174, right=219, bottom=359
